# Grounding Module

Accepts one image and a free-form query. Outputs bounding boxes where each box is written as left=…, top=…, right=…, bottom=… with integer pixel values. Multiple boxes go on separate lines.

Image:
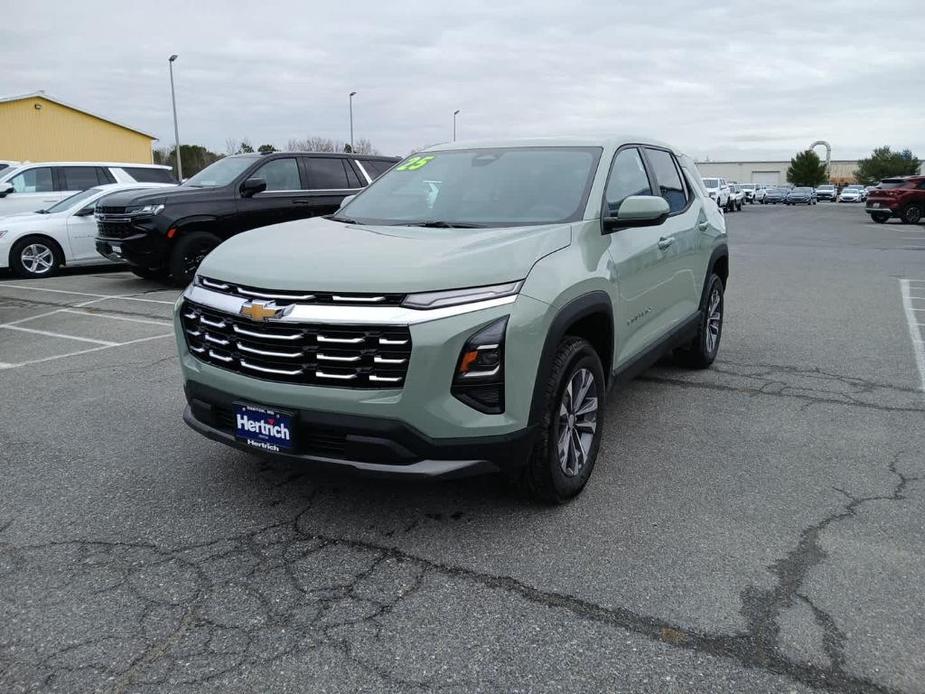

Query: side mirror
left=338, top=194, right=356, bottom=210
left=74, top=206, right=95, bottom=217
left=603, top=195, right=670, bottom=232
left=0, top=183, right=13, bottom=198
left=240, top=177, right=267, bottom=198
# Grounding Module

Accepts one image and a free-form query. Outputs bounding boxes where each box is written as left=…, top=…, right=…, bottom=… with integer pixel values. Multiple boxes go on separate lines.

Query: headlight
left=402, top=281, right=523, bottom=309
left=126, top=204, right=165, bottom=215
left=452, top=317, right=508, bottom=414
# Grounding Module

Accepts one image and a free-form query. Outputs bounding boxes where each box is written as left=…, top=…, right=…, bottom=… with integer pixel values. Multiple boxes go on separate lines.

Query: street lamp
left=453, top=109, right=460, bottom=142
left=349, top=91, right=357, bottom=152
left=168, top=55, right=183, bottom=181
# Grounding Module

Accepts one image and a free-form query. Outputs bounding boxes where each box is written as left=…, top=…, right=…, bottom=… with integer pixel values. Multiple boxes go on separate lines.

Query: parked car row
left=0, top=152, right=398, bottom=279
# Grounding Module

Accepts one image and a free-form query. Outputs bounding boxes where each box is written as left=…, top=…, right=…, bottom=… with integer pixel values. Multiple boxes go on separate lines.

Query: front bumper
left=866, top=205, right=896, bottom=215
left=184, top=381, right=537, bottom=477
left=96, top=232, right=170, bottom=268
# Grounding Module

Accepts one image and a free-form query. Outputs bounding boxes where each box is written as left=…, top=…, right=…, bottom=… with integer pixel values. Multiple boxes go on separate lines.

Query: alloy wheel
left=706, top=286, right=723, bottom=355
left=21, top=243, right=55, bottom=275
left=557, top=367, right=598, bottom=477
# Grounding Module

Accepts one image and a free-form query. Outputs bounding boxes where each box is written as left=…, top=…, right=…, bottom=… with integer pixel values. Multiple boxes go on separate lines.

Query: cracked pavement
left=1, top=205, right=924, bottom=692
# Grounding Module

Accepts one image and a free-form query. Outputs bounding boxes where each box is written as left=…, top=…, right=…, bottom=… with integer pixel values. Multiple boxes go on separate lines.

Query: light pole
left=453, top=109, right=460, bottom=142
left=349, top=91, right=357, bottom=152
left=168, top=55, right=183, bottom=181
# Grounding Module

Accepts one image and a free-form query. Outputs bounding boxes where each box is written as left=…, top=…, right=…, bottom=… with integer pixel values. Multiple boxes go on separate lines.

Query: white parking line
left=0, top=284, right=176, bottom=305
left=0, top=324, right=118, bottom=346
left=0, top=334, right=173, bottom=370
left=59, top=309, right=172, bottom=327
left=900, top=279, right=925, bottom=392
left=0, top=309, right=67, bottom=328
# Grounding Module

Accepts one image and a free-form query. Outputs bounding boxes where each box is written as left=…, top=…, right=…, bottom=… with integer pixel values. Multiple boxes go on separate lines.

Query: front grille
left=199, top=276, right=405, bottom=306
left=96, top=205, right=127, bottom=214
left=181, top=300, right=412, bottom=388
left=96, top=219, right=137, bottom=239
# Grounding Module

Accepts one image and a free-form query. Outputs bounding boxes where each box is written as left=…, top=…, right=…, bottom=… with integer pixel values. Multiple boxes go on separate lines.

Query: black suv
left=95, top=152, right=398, bottom=283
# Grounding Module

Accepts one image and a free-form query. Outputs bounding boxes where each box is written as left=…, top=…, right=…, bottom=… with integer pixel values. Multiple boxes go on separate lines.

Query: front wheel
left=871, top=212, right=890, bottom=224
left=10, top=236, right=63, bottom=279
left=676, top=274, right=724, bottom=369
left=736, top=200, right=742, bottom=211
left=168, top=231, right=222, bottom=286
left=513, top=336, right=605, bottom=504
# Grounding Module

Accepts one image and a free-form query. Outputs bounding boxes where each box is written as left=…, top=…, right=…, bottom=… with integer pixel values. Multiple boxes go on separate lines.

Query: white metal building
left=695, top=160, right=861, bottom=185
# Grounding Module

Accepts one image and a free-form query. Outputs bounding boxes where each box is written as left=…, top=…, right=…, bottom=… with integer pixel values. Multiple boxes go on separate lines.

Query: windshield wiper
left=326, top=215, right=358, bottom=224
left=403, top=220, right=485, bottom=229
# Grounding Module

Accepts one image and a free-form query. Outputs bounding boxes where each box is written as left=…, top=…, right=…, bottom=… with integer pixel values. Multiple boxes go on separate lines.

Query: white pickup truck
left=702, top=177, right=731, bottom=211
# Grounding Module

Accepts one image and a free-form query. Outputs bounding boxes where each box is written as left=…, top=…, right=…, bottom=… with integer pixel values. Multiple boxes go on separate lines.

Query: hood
left=98, top=185, right=214, bottom=207
left=0, top=210, right=66, bottom=225
left=198, top=216, right=572, bottom=293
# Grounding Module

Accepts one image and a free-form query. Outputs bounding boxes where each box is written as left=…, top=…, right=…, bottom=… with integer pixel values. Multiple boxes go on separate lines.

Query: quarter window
left=645, top=148, right=688, bottom=214
left=308, top=158, right=350, bottom=189
left=604, top=148, right=652, bottom=215
left=10, top=167, right=54, bottom=193
left=123, top=167, right=175, bottom=183
left=253, top=158, right=302, bottom=191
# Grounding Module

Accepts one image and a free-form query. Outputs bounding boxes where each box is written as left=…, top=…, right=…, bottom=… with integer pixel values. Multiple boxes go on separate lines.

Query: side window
left=123, top=167, right=173, bottom=183
left=10, top=167, right=54, bottom=193
left=361, top=159, right=394, bottom=179
left=308, top=158, right=350, bottom=189
left=645, top=148, right=688, bottom=214
left=96, top=167, right=116, bottom=184
left=253, top=158, right=301, bottom=191
left=61, top=167, right=103, bottom=191
left=604, top=148, right=652, bottom=215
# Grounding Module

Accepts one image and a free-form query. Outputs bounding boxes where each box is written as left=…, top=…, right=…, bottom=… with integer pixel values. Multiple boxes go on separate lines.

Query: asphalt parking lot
left=1, top=203, right=924, bottom=693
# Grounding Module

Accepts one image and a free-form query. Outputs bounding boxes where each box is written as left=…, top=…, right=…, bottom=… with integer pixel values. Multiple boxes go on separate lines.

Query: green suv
left=175, top=137, right=728, bottom=502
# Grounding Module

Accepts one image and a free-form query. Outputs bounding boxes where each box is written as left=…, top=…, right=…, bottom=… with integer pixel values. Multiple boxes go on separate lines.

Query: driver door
left=604, top=146, right=674, bottom=367
left=66, top=205, right=103, bottom=261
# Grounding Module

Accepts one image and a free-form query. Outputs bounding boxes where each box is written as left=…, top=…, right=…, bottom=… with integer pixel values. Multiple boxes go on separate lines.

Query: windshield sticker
left=396, top=155, right=435, bottom=171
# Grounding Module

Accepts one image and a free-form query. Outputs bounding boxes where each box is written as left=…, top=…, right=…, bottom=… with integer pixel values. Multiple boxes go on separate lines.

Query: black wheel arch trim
left=701, top=244, right=729, bottom=307
left=528, top=290, right=614, bottom=427
left=172, top=216, right=220, bottom=235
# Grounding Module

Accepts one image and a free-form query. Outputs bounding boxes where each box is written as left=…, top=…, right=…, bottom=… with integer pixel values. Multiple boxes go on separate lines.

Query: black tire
left=513, top=336, right=605, bottom=504
left=9, top=235, right=64, bottom=279
left=129, top=266, right=170, bottom=281
left=168, top=231, right=222, bottom=286
left=871, top=213, right=890, bottom=224
left=901, top=204, right=922, bottom=225
left=736, top=200, right=742, bottom=211
left=676, top=273, right=724, bottom=369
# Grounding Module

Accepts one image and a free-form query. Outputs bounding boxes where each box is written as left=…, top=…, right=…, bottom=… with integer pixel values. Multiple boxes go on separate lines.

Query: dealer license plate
left=233, top=403, right=294, bottom=452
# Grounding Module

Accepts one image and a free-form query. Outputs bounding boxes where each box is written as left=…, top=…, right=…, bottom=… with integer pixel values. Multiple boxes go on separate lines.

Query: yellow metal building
left=0, top=92, right=156, bottom=163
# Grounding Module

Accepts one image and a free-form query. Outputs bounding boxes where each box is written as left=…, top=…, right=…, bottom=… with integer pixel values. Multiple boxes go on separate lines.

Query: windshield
left=793, top=187, right=811, bottom=193
left=340, top=147, right=601, bottom=227
left=702, top=178, right=719, bottom=188
left=741, top=184, right=755, bottom=190
left=878, top=180, right=906, bottom=189
left=44, top=187, right=103, bottom=213
left=818, top=185, right=834, bottom=190
left=183, top=156, right=256, bottom=187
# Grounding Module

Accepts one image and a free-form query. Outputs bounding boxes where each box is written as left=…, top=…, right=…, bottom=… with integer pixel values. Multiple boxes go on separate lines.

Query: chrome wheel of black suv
left=676, top=273, right=724, bottom=369
left=515, top=336, right=605, bottom=504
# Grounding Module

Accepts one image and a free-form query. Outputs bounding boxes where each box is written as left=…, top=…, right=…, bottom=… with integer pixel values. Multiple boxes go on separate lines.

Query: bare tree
left=225, top=137, right=239, bottom=156
left=286, top=136, right=380, bottom=154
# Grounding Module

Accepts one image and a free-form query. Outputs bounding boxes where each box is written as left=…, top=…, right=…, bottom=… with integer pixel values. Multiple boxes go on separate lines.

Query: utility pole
left=168, top=55, right=183, bottom=181
left=453, top=109, right=460, bottom=142
left=349, top=91, right=357, bottom=152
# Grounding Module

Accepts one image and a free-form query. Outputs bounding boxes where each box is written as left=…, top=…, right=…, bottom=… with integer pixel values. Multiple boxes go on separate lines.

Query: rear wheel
left=871, top=212, right=890, bottom=224
left=10, top=236, right=63, bottom=279
left=676, top=274, right=724, bottom=369
left=168, top=231, right=222, bottom=286
left=513, top=336, right=605, bottom=504
left=901, top=204, right=922, bottom=225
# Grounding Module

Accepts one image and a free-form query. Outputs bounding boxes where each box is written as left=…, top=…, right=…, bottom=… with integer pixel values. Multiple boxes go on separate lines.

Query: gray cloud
left=2, top=0, right=923, bottom=159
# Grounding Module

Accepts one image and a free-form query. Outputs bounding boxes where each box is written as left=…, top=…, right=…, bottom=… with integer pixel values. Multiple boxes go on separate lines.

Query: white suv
left=0, top=162, right=175, bottom=218
left=702, top=177, right=731, bottom=211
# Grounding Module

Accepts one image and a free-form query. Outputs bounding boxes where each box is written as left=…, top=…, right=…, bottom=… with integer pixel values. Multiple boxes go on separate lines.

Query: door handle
left=698, top=221, right=710, bottom=231
left=292, top=199, right=312, bottom=205
left=657, top=237, right=674, bottom=250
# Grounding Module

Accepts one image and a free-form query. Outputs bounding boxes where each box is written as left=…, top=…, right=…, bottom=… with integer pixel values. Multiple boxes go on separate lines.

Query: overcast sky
left=4, top=1, right=924, bottom=160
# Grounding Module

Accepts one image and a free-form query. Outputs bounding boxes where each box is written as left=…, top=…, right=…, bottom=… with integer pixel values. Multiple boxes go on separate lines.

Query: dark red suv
left=865, top=175, right=925, bottom=224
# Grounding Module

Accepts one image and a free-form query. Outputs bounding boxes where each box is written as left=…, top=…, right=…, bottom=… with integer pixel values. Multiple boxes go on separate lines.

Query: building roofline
left=0, top=91, right=157, bottom=140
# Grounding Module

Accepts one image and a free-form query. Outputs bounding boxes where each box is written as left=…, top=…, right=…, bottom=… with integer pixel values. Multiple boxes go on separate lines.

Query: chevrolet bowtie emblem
left=239, top=300, right=290, bottom=322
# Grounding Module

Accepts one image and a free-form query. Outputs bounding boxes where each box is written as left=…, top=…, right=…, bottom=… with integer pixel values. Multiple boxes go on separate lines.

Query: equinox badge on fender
left=239, top=300, right=292, bottom=322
